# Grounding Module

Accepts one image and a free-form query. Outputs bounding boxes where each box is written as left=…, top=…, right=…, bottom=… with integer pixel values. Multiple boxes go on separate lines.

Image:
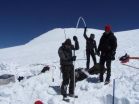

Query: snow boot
left=68, top=94, right=78, bottom=98
left=63, top=96, right=70, bottom=102
left=104, top=79, right=110, bottom=85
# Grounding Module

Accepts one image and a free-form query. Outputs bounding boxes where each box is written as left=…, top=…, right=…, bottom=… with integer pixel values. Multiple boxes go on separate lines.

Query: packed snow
left=0, top=28, right=139, bottom=104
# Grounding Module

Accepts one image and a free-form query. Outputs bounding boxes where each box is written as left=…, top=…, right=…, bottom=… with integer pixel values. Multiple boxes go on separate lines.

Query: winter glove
left=84, top=26, right=87, bottom=30
left=72, top=56, right=76, bottom=61
left=73, top=36, right=78, bottom=41
left=111, top=51, right=116, bottom=60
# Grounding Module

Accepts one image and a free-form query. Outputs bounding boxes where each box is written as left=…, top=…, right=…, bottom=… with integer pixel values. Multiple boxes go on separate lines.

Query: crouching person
left=58, top=36, right=79, bottom=101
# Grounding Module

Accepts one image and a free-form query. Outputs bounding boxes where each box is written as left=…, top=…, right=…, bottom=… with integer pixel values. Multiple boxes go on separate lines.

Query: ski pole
left=73, top=16, right=87, bottom=104
left=73, top=49, right=76, bottom=104
left=64, top=28, right=67, bottom=40
left=112, top=79, right=115, bottom=104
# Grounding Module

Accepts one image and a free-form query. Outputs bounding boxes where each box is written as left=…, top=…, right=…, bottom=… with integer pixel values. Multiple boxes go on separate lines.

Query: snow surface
left=0, top=28, right=139, bottom=104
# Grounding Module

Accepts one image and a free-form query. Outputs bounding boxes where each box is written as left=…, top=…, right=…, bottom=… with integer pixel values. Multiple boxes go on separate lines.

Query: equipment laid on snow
left=88, top=63, right=106, bottom=75
left=119, top=53, right=130, bottom=63
left=75, top=63, right=107, bottom=82
left=75, top=68, right=88, bottom=82
left=119, top=53, right=139, bottom=63
left=119, top=53, right=139, bottom=69
left=40, top=66, right=50, bottom=73
left=18, top=66, right=50, bottom=82
left=0, top=74, right=15, bottom=85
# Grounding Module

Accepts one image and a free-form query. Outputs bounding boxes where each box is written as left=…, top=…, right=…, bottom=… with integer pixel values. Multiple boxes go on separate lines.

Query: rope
left=122, top=63, right=139, bottom=69
left=64, top=16, right=87, bottom=40
left=76, top=17, right=86, bottom=29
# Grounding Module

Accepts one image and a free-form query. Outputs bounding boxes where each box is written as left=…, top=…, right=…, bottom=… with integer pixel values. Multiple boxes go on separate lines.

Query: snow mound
left=0, top=28, right=139, bottom=104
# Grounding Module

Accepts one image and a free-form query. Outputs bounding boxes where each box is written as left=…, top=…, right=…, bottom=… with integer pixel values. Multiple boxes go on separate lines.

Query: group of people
left=58, top=25, right=117, bottom=100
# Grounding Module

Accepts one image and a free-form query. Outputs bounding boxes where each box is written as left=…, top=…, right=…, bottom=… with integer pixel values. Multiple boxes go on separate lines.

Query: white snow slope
left=0, top=28, right=139, bottom=104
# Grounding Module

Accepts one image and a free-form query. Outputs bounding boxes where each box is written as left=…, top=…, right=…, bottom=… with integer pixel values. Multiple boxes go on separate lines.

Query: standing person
left=83, top=27, right=98, bottom=70
left=58, top=36, right=79, bottom=101
left=97, top=25, right=117, bottom=84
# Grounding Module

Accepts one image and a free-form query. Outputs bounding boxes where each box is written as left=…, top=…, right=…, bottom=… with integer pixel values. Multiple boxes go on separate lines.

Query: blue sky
left=0, top=0, right=139, bottom=48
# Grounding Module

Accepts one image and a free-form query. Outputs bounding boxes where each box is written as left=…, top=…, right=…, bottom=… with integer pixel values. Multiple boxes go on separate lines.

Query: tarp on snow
left=88, top=63, right=107, bottom=75
left=75, top=63, right=107, bottom=82
left=0, top=74, right=15, bottom=85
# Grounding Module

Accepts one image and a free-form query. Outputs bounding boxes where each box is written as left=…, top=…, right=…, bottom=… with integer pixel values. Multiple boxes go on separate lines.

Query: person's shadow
left=87, top=77, right=99, bottom=83
left=49, top=85, right=61, bottom=95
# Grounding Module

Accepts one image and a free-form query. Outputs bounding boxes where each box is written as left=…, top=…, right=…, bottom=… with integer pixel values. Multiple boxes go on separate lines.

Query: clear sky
left=0, top=0, right=139, bottom=48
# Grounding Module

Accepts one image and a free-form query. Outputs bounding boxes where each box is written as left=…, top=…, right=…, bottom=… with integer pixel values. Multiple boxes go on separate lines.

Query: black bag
left=41, top=66, right=50, bottom=73
left=75, top=68, right=88, bottom=82
left=88, top=63, right=106, bottom=75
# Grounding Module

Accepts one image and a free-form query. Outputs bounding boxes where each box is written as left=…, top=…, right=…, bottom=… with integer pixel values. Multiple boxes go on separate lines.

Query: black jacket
left=83, top=28, right=97, bottom=52
left=58, top=40, right=79, bottom=66
left=98, top=31, right=117, bottom=56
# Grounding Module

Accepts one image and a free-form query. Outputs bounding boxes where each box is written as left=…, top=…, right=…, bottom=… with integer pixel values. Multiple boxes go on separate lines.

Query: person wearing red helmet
left=97, top=25, right=117, bottom=84
left=105, top=25, right=111, bottom=33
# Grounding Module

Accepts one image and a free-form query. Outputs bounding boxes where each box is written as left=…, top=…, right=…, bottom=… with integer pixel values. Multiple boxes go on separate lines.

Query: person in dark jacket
left=97, top=25, right=117, bottom=83
left=58, top=36, right=79, bottom=100
left=84, top=27, right=98, bottom=70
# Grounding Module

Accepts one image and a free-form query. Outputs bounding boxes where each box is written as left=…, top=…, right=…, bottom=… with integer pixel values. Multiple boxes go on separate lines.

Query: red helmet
left=34, top=100, right=43, bottom=104
left=105, top=25, right=111, bottom=32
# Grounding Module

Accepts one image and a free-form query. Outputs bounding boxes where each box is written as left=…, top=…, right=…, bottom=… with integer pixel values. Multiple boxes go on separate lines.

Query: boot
left=63, top=96, right=70, bottom=102
left=68, top=94, right=78, bottom=98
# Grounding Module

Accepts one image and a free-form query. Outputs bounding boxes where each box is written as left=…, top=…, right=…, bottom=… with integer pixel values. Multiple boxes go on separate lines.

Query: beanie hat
left=90, top=34, right=95, bottom=39
left=34, top=100, right=43, bottom=104
left=64, top=39, right=71, bottom=45
left=105, top=25, right=111, bottom=32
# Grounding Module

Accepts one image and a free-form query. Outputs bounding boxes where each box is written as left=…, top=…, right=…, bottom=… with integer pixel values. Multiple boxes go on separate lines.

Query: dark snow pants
left=61, top=65, right=74, bottom=97
left=86, top=50, right=97, bottom=69
left=99, top=55, right=112, bottom=81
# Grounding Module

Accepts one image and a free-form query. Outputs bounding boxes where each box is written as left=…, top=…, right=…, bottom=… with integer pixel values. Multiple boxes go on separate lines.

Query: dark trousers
left=99, top=55, right=111, bottom=81
left=86, top=50, right=97, bottom=69
left=61, top=65, right=74, bottom=97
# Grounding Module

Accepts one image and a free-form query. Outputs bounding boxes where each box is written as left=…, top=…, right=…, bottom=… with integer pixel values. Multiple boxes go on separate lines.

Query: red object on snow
left=119, top=53, right=130, bottom=63
left=121, top=58, right=129, bottom=63
left=34, top=100, right=43, bottom=104
left=119, top=53, right=139, bottom=63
